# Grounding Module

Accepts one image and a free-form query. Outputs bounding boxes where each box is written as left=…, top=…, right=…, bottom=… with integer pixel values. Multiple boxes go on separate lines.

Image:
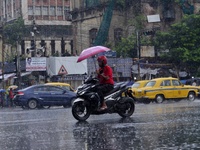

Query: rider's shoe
left=99, top=106, right=107, bottom=111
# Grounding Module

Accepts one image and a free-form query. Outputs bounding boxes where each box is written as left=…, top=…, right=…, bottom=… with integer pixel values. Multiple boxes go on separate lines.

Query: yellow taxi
left=125, top=80, right=149, bottom=101
left=134, top=77, right=199, bottom=104
left=45, top=82, right=75, bottom=92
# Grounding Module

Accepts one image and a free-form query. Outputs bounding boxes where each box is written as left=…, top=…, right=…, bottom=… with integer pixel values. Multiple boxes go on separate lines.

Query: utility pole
left=1, top=21, right=5, bottom=89
left=16, top=40, right=21, bottom=89
left=136, top=30, right=141, bottom=80
left=32, top=0, right=37, bottom=57
left=32, top=20, right=37, bottom=57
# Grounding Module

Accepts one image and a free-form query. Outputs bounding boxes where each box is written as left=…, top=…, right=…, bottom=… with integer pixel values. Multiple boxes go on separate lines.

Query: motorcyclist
left=96, top=55, right=114, bottom=110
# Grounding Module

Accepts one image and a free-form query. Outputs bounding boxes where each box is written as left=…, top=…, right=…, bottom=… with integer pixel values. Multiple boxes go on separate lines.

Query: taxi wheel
left=187, top=92, right=195, bottom=101
left=155, top=95, right=164, bottom=103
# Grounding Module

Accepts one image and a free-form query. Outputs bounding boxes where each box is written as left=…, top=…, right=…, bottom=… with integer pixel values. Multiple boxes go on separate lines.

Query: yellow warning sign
left=58, top=65, right=68, bottom=75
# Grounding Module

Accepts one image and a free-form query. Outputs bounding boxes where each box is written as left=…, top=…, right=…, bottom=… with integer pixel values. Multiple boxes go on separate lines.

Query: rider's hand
left=96, top=70, right=100, bottom=74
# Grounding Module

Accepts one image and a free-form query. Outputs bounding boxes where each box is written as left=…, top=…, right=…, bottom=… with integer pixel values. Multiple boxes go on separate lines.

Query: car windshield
left=61, top=86, right=70, bottom=91
left=132, top=83, right=140, bottom=88
left=145, top=81, right=156, bottom=87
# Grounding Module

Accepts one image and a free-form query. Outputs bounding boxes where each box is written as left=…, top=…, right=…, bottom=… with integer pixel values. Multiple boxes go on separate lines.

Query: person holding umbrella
left=96, top=55, right=114, bottom=110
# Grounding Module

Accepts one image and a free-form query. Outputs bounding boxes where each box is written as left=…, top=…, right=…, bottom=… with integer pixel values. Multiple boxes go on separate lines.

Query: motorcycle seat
left=104, top=83, right=126, bottom=96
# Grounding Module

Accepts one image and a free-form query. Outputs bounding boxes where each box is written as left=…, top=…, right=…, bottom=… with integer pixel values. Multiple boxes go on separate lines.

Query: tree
left=115, top=35, right=137, bottom=58
left=155, top=14, right=200, bottom=78
left=114, top=15, right=146, bottom=58
left=3, top=17, right=26, bottom=46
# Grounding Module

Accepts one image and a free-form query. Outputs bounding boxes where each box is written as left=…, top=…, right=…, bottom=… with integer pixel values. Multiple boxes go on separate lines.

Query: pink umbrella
left=77, top=46, right=110, bottom=62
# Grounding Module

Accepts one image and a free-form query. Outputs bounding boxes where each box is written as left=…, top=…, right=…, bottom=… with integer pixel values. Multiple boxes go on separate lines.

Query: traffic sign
left=58, top=65, right=68, bottom=75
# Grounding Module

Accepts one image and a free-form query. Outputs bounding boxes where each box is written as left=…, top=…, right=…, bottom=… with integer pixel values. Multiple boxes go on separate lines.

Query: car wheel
left=28, top=99, right=38, bottom=109
left=188, top=92, right=195, bottom=101
left=155, top=95, right=164, bottom=103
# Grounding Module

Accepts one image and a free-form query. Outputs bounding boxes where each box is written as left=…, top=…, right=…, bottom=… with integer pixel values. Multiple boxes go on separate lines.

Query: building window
left=42, top=6, right=48, bottom=15
left=50, top=6, right=56, bottom=16
left=57, top=6, right=63, bottom=16
left=64, top=6, right=70, bottom=12
left=114, top=28, right=123, bottom=44
left=35, top=6, right=41, bottom=15
left=89, top=28, right=98, bottom=46
left=28, top=6, right=33, bottom=15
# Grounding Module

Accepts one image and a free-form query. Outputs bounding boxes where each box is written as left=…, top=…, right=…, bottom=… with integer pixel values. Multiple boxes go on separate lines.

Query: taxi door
left=172, top=79, right=186, bottom=98
left=160, top=80, right=174, bottom=99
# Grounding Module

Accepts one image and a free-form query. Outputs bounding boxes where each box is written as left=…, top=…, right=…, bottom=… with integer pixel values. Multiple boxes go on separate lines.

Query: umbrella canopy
left=77, top=46, right=110, bottom=63
left=0, top=89, right=6, bottom=93
left=7, top=85, right=18, bottom=90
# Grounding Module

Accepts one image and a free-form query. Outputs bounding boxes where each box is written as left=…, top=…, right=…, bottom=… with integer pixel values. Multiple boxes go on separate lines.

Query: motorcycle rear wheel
left=72, top=102, right=91, bottom=121
left=118, top=99, right=135, bottom=118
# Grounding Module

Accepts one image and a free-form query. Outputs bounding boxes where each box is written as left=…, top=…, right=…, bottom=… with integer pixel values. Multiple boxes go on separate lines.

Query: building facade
left=0, top=0, right=73, bottom=60
left=70, top=0, right=200, bottom=56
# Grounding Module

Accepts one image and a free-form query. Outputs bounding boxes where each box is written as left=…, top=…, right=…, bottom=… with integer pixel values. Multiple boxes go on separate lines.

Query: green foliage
left=116, top=0, right=125, bottom=7
left=114, top=15, right=146, bottom=58
left=128, top=15, right=146, bottom=30
left=114, top=35, right=137, bottom=58
left=155, top=14, right=200, bottom=76
left=3, top=17, right=26, bottom=45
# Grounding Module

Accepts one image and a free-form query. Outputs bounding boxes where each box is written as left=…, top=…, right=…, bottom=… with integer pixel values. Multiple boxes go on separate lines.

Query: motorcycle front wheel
left=117, top=98, right=135, bottom=118
left=72, top=101, right=91, bottom=121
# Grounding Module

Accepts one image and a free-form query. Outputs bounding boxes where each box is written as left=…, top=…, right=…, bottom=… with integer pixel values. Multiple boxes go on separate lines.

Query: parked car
left=45, top=82, right=75, bottom=92
left=13, top=84, right=77, bottom=109
left=125, top=80, right=149, bottom=101
left=185, top=78, right=200, bottom=86
left=134, top=77, right=199, bottom=104
left=185, top=78, right=200, bottom=97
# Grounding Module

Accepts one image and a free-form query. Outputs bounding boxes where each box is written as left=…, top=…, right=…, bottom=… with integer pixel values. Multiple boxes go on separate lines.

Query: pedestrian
left=192, top=80, right=197, bottom=86
left=9, top=88, right=14, bottom=107
left=95, top=56, right=114, bottom=110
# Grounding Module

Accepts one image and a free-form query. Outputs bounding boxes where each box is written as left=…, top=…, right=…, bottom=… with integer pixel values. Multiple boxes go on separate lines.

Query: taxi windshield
left=145, top=81, right=156, bottom=87
left=132, top=83, right=140, bottom=88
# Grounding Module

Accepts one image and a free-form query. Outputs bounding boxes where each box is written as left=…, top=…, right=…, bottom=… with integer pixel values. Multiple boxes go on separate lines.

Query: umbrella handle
left=93, top=57, right=97, bottom=71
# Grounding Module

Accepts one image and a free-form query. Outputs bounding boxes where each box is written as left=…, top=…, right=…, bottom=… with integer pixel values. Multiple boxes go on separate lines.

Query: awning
left=21, top=72, right=32, bottom=76
left=0, top=73, right=16, bottom=80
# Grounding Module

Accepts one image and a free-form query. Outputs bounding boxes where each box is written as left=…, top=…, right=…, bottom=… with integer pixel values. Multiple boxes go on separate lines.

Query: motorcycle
left=71, top=76, right=135, bottom=121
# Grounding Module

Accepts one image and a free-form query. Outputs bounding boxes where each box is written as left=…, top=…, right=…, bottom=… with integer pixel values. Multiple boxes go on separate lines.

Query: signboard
left=140, top=46, right=155, bottom=57
left=147, top=14, right=161, bottom=23
left=26, top=57, right=47, bottom=71
left=46, top=57, right=87, bottom=76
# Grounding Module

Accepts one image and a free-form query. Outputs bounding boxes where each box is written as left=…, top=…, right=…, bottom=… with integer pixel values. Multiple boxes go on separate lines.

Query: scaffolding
left=93, top=0, right=115, bottom=46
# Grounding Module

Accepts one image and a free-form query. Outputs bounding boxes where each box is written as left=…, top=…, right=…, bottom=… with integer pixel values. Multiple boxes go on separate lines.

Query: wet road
left=0, top=100, right=200, bottom=150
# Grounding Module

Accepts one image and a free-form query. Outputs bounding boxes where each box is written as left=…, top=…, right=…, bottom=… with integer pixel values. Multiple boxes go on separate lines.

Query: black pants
left=94, top=84, right=114, bottom=104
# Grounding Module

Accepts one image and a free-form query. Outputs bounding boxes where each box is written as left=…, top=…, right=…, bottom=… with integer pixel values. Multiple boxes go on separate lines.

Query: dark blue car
left=13, top=84, right=77, bottom=109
